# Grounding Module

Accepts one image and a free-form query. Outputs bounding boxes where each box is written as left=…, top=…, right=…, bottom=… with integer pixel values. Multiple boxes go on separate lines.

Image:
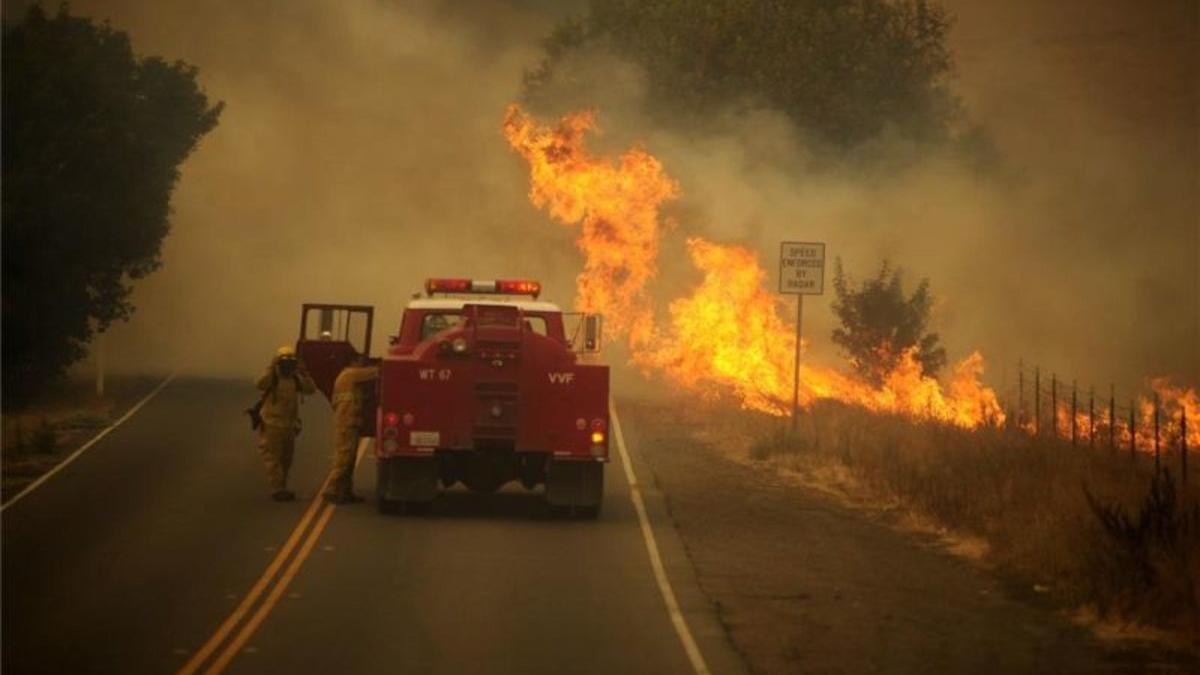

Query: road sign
left=779, top=241, right=825, bottom=295
left=779, top=241, right=826, bottom=432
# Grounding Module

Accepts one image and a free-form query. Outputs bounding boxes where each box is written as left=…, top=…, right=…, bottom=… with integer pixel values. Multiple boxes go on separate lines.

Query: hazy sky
left=13, top=0, right=1194, bottom=398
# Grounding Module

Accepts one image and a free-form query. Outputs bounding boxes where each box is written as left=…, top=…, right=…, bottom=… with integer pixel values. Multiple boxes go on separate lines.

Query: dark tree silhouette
left=2, top=5, right=222, bottom=402
left=831, top=258, right=946, bottom=384
left=525, top=0, right=960, bottom=150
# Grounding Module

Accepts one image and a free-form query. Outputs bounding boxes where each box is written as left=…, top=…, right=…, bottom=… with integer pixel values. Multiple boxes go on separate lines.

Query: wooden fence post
left=1182, top=410, right=1189, bottom=489
left=1071, top=381, right=1078, bottom=447
left=1109, top=384, right=1116, bottom=451
left=1089, top=386, right=1095, bottom=449
left=1130, top=401, right=1137, bottom=460
left=1051, top=374, right=1058, bottom=440
left=1017, top=360, right=1024, bottom=431
left=1154, top=392, right=1160, bottom=472
left=1034, top=367, right=1041, bottom=437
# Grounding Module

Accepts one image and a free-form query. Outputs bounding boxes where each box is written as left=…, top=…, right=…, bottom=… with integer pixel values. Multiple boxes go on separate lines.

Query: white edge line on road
left=610, top=399, right=712, bottom=675
left=2, top=372, right=179, bottom=513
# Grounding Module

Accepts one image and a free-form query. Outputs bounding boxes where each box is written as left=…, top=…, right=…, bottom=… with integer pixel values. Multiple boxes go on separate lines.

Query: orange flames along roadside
left=503, top=105, right=1195, bottom=439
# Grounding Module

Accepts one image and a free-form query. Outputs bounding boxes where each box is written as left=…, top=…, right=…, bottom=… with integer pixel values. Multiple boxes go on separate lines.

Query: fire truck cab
left=295, top=279, right=608, bottom=517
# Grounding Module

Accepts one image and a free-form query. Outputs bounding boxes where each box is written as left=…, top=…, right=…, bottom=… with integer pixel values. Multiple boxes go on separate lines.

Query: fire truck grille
left=474, top=381, right=518, bottom=440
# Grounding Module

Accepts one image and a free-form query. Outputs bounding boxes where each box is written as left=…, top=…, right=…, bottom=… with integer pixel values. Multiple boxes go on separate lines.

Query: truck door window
left=302, top=306, right=371, bottom=355
left=421, top=312, right=464, bottom=340
left=523, top=317, right=548, bottom=336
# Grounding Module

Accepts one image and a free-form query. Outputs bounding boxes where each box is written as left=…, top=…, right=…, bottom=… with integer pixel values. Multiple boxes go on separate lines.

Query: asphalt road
left=2, top=377, right=743, bottom=675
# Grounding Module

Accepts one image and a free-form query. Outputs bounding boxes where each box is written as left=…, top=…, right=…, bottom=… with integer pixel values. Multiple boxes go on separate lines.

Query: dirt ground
left=618, top=397, right=1198, bottom=675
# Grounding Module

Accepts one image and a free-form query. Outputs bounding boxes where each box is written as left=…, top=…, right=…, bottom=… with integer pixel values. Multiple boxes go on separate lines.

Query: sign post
left=779, top=242, right=826, bottom=431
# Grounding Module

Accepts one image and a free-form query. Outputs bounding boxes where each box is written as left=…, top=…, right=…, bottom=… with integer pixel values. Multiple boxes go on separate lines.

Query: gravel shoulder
left=618, top=397, right=1194, bottom=675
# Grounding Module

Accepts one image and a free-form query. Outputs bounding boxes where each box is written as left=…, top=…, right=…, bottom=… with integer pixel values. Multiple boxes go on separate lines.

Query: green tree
left=830, top=258, right=946, bottom=384
left=525, top=0, right=960, bottom=150
left=2, top=4, right=222, bottom=403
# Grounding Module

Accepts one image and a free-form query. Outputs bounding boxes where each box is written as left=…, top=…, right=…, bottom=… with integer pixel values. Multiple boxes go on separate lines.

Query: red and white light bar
left=425, top=278, right=542, bottom=299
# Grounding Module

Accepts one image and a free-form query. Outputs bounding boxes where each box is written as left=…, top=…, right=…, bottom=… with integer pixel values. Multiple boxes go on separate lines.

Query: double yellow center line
left=178, top=443, right=365, bottom=674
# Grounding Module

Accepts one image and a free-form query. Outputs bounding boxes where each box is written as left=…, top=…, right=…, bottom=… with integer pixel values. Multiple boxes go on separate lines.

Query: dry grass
left=1, top=375, right=162, bottom=499
left=672, top=396, right=1200, bottom=645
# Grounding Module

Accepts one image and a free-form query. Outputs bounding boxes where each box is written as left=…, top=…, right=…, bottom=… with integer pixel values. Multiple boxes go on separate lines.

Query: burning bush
left=830, top=258, right=947, bottom=384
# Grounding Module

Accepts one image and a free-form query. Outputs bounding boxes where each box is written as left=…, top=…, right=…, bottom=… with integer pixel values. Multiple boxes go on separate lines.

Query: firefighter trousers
left=324, top=425, right=360, bottom=497
left=258, top=424, right=297, bottom=493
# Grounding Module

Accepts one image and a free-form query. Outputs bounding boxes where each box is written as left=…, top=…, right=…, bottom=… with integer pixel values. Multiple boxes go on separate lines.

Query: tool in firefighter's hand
left=245, top=395, right=266, bottom=431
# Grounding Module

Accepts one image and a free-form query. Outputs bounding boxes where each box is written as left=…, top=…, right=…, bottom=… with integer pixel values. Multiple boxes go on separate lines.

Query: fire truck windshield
left=420, top=312, right=463, bottom=340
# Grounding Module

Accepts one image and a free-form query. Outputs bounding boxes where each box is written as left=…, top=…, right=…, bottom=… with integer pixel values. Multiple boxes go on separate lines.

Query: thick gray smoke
left=35, top=0, right=1196, bottom=396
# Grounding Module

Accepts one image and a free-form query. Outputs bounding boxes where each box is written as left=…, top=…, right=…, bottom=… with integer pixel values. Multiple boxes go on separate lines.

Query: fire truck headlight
left=383, top=439, right=400, bottom=453
left=590, top=431, right=605, bottom=445
left=452, top=338, right=468, bottom=354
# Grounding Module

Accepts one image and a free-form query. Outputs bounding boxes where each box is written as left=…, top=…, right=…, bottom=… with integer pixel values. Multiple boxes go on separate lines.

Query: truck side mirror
left=584, top=314, right=602, bottom=352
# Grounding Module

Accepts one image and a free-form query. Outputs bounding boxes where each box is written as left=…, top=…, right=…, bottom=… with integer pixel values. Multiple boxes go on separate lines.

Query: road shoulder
left=617, top=397, right=1192, bottom=674
left=615, top=399, right=751, bottom=675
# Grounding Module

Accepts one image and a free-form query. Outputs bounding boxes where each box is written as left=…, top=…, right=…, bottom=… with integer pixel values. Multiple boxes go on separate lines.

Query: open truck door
left=297, top=304, right=378, bottom=436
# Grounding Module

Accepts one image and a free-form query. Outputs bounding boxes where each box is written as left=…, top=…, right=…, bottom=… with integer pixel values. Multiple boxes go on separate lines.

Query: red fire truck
left=295, top=279, right=608, bottom=517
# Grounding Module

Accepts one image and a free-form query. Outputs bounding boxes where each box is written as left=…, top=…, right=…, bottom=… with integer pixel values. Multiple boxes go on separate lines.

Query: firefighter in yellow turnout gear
left=255, top=345, right=316, bottom=501
left=324, top=357, right=379, bottom=504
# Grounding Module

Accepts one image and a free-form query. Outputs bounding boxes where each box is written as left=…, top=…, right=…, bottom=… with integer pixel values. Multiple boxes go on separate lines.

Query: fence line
left=1005, top=360, right=1195, bottom=487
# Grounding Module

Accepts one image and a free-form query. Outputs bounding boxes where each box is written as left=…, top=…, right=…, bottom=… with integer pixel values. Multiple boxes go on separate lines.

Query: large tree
left=831, top=258, right=946, bottom=384
left=2, top=5, right=222, bottom=402
left=525, top=0, right=960, bottom=150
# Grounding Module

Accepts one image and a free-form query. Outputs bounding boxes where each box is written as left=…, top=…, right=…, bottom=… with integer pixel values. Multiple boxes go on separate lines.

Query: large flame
left=504, top=105, right=1064, bottom=430
left=502, top=104, right=674, bottom=348
left=1047, top=380, right=1200, bottom=454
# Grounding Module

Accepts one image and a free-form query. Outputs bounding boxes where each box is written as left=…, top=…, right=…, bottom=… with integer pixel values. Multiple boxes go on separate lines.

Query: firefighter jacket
left=256, top=366, right=317, bottom=429
left=332, top=366, right=379, bottom=429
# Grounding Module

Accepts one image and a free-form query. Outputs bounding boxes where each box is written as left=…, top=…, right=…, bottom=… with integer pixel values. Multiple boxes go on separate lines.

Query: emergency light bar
left=425, top=278, right=542, bottom=299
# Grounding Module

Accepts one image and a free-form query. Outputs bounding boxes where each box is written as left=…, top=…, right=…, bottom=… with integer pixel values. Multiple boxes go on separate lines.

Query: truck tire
left=377, top=456, right=438, bottom=512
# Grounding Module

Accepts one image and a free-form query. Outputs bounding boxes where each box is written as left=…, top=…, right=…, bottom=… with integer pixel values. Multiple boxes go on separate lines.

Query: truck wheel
left=377, top=456, right=439, bottom=506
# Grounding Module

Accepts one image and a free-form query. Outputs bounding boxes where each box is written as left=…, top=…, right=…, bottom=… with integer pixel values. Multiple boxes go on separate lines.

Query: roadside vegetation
left=1, top=375, right=163, bottom=500
left=831, top=258, right=947, bottom=384
left=524, top=0, right=987, bottom=161
left=2, top=5, right=221, bottom=405
left=740, top=401, right=1200, bottom=646
left=757, top=257, right=1199, bottom=645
